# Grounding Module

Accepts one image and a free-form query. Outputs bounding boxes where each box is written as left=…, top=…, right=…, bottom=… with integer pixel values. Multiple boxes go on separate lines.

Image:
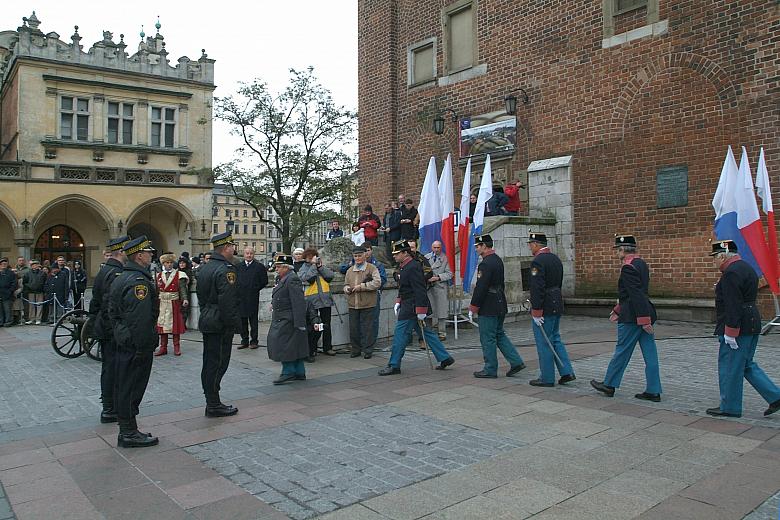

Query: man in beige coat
left=344, top=246, right=382, bottom=359
left=425, top=241, right=453, bottom=340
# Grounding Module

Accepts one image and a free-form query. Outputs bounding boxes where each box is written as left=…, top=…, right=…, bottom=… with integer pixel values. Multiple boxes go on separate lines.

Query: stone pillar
left=527, top=155, right=575, bottom=296
left=14, top=223, right=34, bottom=260
left=190, top=220, right=211, bottom=254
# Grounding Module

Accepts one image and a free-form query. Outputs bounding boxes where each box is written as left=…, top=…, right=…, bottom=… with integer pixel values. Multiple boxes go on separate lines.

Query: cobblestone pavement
left=0, top=328, right=275, bottom=434
left=0, top=317, right=778, bottom=519
left=745, top=491, right=780, bottom=520
left=541, top=335, right=780, bottom=425
left=188, top=406, right=522, bottom=519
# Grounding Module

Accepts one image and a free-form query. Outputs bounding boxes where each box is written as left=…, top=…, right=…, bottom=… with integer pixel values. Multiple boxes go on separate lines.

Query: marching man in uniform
left=379, top=240, right=454, bottom=375
left=591, top=234, right=662, bottom=402
left=469, top=234, right=526, bottom=378
left=527, top=232, right=575, bottom=387
left=154, top=253, right=189, bottom=357
left=706, top=240, right=780, bottom=418
left=109, top=236, right=159, bottom=448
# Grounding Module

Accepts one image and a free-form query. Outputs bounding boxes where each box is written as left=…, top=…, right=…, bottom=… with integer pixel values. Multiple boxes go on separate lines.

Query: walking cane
left=417, top=319, right=435, bottom=370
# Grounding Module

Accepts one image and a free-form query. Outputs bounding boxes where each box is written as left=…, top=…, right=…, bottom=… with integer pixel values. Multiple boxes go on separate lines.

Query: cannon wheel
left=51, top=309, right=87, bottom=358
left=81, top=315, right=103, bottom=362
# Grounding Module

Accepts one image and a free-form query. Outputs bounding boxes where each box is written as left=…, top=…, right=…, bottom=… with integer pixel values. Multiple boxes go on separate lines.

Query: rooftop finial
left=28, top=11, right=41, bottom=29
left=140, top=25, right=145, bottom=39
left=155, top=16, right=161, bottom=32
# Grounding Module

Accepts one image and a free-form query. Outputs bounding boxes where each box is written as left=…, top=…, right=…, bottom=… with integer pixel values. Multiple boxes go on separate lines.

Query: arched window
left=34, top=225, right=85, bottom=266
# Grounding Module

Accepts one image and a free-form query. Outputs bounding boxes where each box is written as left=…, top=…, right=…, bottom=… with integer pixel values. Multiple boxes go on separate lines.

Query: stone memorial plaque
left=656, top=165, right=688, bottom=209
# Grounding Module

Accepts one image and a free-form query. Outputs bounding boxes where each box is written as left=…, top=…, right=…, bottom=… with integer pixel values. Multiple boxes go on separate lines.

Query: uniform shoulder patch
left=134, top=284, right=148, bottom=300
left=476, top=270, right=482, bottom=279
left=226, top=272, right=237, bottom=284
left=531, top=267, right=538, bottom=276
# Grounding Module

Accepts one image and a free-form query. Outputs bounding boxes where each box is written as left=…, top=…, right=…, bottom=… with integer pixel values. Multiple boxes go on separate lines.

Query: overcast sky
left=5, top=2, right=358, bottom=165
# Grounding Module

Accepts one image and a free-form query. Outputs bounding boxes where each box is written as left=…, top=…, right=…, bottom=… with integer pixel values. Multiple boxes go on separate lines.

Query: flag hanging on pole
left=438, top=153, right=456, bottom=275
left=755, top=146, right=780, bottom=292
left=712, top=146, right=778, bottom=293
left=418, top=156, right=442, bottom=254
left=458, top=159, right=477, bottom=291
left=473, top=154, right=493, bottom=235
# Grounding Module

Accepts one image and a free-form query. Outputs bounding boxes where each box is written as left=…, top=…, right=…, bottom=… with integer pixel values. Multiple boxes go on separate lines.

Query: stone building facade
left=0, top=12, right=216, bottom=277
left=357, top=0, right=779, bottom=301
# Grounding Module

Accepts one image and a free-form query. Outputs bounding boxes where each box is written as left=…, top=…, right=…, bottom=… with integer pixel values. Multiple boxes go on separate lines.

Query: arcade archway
left=126, top=199, right=194, bottom=256
left=34, top=225, right=86, bottom=265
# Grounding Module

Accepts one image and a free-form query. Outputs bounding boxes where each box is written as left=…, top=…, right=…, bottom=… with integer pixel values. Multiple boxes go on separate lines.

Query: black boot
left=117, top=419, right=158, bottom=448
left=590, top=380, right=615, bottom=397
left=205, top=394, right=238, bottom=417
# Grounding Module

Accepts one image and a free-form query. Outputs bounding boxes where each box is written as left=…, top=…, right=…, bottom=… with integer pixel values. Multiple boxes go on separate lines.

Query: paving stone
left=187, top=405, right=521, bottom=519
left=484, top=477, right=572, bottom=514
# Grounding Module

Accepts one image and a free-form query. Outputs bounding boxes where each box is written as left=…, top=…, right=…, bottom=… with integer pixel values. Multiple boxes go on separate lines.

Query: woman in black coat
left=266, top=255, right=310, bottom=385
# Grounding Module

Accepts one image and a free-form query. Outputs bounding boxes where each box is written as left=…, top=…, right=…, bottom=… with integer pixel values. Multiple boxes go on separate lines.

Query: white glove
left=724, top=335, right=739, bottom=350
left=417, top=313, right=427, bottom=321
left=532, top=316, right=544, bottom=327
left=468, top=310, right=474, bottom=322
left=394, top=303, right=400, bottom=316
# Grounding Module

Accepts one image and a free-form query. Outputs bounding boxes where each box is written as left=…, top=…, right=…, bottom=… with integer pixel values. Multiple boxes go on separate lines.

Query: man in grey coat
left=267, top=254, right=310, bottom=385
left=425, top=241, right=453, bottom=340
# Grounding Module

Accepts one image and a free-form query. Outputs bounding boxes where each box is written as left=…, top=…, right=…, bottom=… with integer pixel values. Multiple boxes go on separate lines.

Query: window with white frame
left=150, top=106, right=176, bottom=148
left=60, top=96, right=90, bottom=141
left=107, top=102, right=134, bottom=144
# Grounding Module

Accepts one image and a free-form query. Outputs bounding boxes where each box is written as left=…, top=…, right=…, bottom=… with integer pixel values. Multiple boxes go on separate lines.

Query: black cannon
left=50, top=309, right=102, bottom=361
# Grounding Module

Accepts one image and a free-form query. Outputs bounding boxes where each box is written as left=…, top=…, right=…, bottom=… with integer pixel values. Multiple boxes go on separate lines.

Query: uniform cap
left=274, top=254, right=294, bottom=266
left=474, top=234, right=493, bottom=246
left=391, top=240, right=412, bottom=254
left=210, top=231, right=235, bottom=248
left=122, top=236, right=155, bottom=255
left=613, top=234, right=637, bottom=248
left=107, top=235, right=131, bottom=252
left=709, top=239, right=738, bottom=256
left=527, top=231, right=547, bottom=245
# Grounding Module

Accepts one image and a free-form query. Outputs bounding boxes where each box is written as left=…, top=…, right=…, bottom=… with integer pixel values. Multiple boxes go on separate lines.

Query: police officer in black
left=468, top=234, right=526, bottom=378
left=527, top=232, right=575, bottom=387
left=707, top=240, right=780, bottom=418
left=89, top=235, right=130, bottom=424
left=197, top=231, right=241, bottom=417
left=109, top=236, right=159, bottom=448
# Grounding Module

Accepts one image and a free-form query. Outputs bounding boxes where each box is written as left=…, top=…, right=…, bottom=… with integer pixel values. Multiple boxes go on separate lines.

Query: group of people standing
left=0, top=255, right=88, bottom=327
left=86, top=222, right=780, bottom=449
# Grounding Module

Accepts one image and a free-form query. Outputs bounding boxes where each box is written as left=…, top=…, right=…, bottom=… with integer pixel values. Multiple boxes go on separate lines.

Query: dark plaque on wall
left=656, top=165, right=688, bottom=209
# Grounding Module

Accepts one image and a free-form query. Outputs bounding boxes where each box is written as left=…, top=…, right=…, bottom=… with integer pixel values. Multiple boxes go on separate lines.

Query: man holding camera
left=344, top=246, right=382, bottom=359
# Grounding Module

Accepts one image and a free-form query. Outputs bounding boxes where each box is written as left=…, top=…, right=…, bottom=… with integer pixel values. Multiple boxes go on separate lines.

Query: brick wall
left=358, top=0, right=780, bottom=303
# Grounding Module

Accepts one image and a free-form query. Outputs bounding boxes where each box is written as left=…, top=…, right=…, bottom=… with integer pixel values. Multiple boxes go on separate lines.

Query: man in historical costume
left=706, top=240, right=780, bottom=418
left=89, top=235, right=130, bottom=424
left=425, top=240, right=453, bottom=341
left=468, top=234, right=526, bottom=378
left=527, top=232, right=575, bottom=387
left=108, top=236, right=159, bottom=447
left=154, top=253, right=189, bottom=357
left=591, top=234, right=662, bottom=402
left=379, top=240, right=454, bottom=376
left=237, top=246, right=268, bottom=350
left=197, top=232, right=241, bottom=417
left=267, top=254, right=311, bottom=385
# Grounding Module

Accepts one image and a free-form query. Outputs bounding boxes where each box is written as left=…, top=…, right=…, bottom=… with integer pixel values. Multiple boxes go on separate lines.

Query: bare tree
left=215, top=67, right=356, bottom=252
